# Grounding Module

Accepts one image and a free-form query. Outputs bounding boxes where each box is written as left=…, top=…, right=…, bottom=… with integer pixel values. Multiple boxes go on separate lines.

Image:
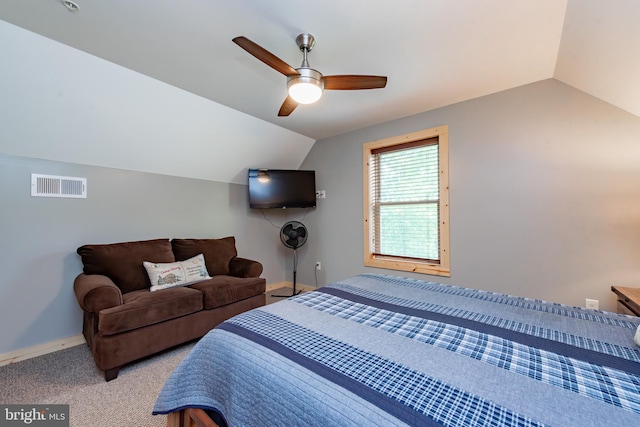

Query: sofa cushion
left=144, top=254, right=211, bottom=292
left=189, top=275, right=266, bottom=309
left=171, top=237, right=237, bottom=276
left=98, top=286, right=203, bottom=336
left=78, top=239, right=175, bottom=294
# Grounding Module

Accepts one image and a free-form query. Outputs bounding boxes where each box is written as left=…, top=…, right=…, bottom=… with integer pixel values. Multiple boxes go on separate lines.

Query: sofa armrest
left=229, top=257, right=263, bottom=278
left=73, top=274, right=123, bottom=313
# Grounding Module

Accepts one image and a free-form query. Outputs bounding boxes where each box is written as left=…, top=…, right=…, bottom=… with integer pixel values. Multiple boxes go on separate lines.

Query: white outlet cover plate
left=585, top=299, right=599, bottom=310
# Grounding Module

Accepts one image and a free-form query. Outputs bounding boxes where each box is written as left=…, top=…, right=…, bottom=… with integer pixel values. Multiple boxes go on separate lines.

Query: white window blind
left=370, top=138, right=440, bottom=263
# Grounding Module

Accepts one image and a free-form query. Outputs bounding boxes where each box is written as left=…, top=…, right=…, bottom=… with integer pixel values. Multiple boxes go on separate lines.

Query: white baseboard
left=0, top=334, right=86, bottom=367
left=0, top=283, right=317, bottom=367
left=266, top=281, right=316, bottom=292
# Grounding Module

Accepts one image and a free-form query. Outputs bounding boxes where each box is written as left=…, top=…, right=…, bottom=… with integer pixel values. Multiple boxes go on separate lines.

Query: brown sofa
left=74, top=237, right=266, bottom=381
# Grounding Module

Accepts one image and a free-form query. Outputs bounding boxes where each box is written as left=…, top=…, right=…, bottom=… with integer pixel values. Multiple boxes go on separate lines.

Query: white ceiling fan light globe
left=287, top=68, right=324, bottom=104
left=288, top=82, right=322, bottom=104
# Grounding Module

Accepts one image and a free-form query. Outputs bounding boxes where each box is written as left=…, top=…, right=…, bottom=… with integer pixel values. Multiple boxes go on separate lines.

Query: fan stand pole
left=272, top=248, right=302, bottom=298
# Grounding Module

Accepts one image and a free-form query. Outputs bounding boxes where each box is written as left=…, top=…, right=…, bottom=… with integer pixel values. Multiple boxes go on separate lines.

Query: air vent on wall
left=31, top=174, right=87, bottom=198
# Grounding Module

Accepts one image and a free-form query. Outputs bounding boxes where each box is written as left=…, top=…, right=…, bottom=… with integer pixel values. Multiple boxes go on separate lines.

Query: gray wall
left=0, top=19, right=314, bottom=356
left=4, top=78, right=640, bottom=355
left=299, top=79, right=640, bottom=312
left=0, top=154, right=295, bottom=354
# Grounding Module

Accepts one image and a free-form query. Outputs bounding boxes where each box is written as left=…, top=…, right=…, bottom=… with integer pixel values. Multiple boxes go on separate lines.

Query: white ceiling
left=1, top=0, right=639, bottom=141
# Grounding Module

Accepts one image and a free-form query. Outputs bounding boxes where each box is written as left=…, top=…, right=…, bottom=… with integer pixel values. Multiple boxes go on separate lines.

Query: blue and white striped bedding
left=153, top=274, right=640, bottom=426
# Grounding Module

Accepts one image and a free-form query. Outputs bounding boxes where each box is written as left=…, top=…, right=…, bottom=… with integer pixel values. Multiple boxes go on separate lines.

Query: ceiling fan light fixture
left=288, top=82, right=322, bottom=104
left=232, top=34, right=387, bottom=116
left=287, top=69, right=323, bottom=104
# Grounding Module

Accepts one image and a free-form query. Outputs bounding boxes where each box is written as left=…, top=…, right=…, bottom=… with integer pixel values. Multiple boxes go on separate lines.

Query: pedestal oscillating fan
left=273, top=220, right=308, bottom=298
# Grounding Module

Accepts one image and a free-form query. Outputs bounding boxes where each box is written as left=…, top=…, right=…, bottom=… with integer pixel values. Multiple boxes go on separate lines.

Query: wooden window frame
left=363, top=125, right=450, bottom=276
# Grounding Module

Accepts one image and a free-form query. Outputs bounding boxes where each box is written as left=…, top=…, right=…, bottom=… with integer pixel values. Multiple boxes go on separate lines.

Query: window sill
left=364, top=256, right=450, bottom=277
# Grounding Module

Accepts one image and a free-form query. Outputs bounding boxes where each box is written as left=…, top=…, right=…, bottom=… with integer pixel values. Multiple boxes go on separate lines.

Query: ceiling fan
left=232, top=34, right=387, bottom=116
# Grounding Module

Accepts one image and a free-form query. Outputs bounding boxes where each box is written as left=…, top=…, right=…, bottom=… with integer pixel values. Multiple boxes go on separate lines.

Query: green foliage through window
left=371, top=141, right=440, bottom=262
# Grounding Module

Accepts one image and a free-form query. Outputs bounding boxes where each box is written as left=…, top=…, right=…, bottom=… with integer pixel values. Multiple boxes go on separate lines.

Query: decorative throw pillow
left=635, top=324, right=640, bottom=347
left=144, top=254, right=211, bottom=292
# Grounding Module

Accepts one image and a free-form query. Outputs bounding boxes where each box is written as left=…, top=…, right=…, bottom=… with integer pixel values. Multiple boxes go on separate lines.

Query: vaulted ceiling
left=2, top=0, right=639, bottom=142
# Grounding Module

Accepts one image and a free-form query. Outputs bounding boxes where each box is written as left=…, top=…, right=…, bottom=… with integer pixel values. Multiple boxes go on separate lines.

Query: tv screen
left=248, top=169, right=316, bottom=209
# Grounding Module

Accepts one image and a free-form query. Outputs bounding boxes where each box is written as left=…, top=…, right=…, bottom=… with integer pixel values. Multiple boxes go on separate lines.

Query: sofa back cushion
left=171, top=237, right=237, bottom=276
left=77, top=239, right=175, bottom=293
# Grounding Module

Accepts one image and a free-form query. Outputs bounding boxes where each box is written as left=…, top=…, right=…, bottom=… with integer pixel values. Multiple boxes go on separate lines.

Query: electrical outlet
left=316, top=190, right=326, bottom=199
left=315, top=261, right=321, bottom=271
left=585, top=298, right=599, bottom=310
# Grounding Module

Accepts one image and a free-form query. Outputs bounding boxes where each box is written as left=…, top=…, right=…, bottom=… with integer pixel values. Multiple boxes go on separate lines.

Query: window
left=363, top=126, right=450, bottom=276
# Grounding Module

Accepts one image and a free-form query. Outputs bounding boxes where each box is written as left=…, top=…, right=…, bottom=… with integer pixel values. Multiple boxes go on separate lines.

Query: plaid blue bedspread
left=153, top=274, right=640, bottom=426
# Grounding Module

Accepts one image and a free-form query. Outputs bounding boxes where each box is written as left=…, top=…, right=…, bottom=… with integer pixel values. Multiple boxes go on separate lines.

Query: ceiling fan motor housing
left=287, top=33, right=324, bottom=105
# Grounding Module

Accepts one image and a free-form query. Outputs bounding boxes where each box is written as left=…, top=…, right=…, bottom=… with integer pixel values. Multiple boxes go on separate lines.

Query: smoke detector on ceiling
left=61, top=0, right=80, bottom=12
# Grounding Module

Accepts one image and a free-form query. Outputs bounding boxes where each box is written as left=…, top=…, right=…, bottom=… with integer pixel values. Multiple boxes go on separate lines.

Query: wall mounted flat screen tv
left=248, top=169, right=316, bottom=209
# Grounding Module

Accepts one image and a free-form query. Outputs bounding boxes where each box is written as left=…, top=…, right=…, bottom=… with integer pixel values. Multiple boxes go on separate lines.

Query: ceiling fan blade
left=322, top=75, right=387, bottom=90
left=278, top=96, right=299, bottom=116
left=232, top=36, right=300, bottom=77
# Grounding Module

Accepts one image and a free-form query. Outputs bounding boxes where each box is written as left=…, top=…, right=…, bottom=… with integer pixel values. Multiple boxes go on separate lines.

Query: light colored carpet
left=0, top=289, right=293, bottom=426
left=0, top=342, right=194, bottom=427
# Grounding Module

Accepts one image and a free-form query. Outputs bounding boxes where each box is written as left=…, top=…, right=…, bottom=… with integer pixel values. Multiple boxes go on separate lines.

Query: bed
left=153, top=274, right=640, bottom=426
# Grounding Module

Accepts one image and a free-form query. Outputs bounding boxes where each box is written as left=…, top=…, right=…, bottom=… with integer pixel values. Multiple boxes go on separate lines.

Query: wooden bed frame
left=167, top=409, right=219, bottom=427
